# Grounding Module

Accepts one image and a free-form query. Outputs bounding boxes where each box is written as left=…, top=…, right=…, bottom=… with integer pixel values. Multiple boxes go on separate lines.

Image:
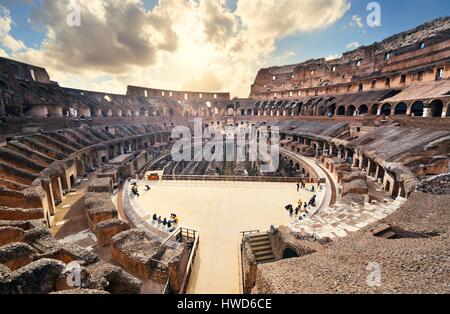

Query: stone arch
left=358, top=104, right=368, bottom=115
left=394, top=102, right=408, bottom=115
left=346, top=105, right=356, bottom=116
left=411, top=101, right=424, bottom=117
left=297, top=102, right=303, bottom=115
left=429, top=99, right=444, bottom=117
left=370, top=104, right=379, bottom=115
left=317, top=105, right=326, bottom=116
left=336, top=105, right=346, bottom=116
left=282, top=247, right=299, bottom=259
left=380, top=103, right=392, bottom=116
left=328, top=103, right=336, bottom=116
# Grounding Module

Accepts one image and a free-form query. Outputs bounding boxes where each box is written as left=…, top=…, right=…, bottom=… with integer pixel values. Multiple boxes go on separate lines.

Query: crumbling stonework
left=87, top=177, right=114, bottom=194
left=341, top=179, right=369, bottom=196
left=84, top=193, right=118, bottom=231
left=110, top=230, right=165, bottom=279
left=0, top=227, right=24, bottom=247
left=0, top=243, right=37, bottom=271
left=253, top=189, right=450, bottom=294
left=95, top=219, right=130, bottom=247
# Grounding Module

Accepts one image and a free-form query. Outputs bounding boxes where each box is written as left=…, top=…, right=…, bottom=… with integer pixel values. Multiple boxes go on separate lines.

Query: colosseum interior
left=0, top=14, right=449, bottom=296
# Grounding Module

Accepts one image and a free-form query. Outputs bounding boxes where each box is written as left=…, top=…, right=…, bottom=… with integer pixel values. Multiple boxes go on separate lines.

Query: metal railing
left=156, top=226, right=199, bottom=294
left=162, top=174, right=319, bottom=184
left=240, top=229, right=261, bottom=239
left=179, top=228, right=200, bottom=294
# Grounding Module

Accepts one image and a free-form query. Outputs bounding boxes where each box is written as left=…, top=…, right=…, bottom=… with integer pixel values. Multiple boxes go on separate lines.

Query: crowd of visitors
left=289, top=179, right=321, bottom=221
left=153, top=213, right=179, bottom=230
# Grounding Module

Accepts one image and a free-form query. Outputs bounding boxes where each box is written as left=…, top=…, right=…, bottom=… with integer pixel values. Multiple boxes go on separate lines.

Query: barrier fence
left=162, top=174, right=322, bottom=184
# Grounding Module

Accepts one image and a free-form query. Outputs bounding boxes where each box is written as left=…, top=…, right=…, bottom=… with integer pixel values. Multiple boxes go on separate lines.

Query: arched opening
left=247, top=109, right=253, bottom=116
left=328, top=103, right=336, bottom=116
left=69, top=175, right=75, bottom=191
left=317, top=105, right=326, bottom=116
left=411, top=101, right=424, bottom=117
left=359, top=105, right=368, bottom=115
left=381, top=104, right=392, bottom=116
left=336, top=105, right=345, bottom=116
left=370, top=104, right=379, bottom=115
left=282, top=247, right=299, bottom=259
left=297, top=103, right=303, bottom=115
left=429, top=99, right=443, bottom=117
left=346, top=105, right=356, bottom=116
left=394, top=102, right=408, bottom=115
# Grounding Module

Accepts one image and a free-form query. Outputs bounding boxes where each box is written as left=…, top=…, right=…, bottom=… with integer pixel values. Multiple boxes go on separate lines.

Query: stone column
left=423, top=106, right=431, bottom=118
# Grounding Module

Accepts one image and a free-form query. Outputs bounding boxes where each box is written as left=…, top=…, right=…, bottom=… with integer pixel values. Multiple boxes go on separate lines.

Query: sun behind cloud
left=0, top=0, right=350, bottom=97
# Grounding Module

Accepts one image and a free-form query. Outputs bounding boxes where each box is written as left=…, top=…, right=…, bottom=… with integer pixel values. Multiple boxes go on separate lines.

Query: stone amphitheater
left=0, top=17, right=449, bottom=294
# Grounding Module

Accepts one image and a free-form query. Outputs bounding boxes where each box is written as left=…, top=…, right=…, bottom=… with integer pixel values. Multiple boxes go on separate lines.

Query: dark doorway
left=282, top=248, right=299, bottom=259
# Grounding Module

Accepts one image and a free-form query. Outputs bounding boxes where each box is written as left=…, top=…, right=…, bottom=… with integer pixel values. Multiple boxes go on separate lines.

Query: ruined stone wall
left=250, top=17, right=450, bottom=99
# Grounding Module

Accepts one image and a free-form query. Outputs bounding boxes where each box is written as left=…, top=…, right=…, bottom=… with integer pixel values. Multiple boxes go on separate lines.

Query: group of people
left=285, top=195, right=317, bottom=221
left=152, top=213, right=179, bottom=229
left=130, top=182, right=152, bottom=197
left=296, top=180, right=321, bottom=192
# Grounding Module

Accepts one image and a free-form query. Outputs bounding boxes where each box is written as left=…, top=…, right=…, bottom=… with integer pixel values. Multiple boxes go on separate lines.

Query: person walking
left=297, top=182, right=300, bottom=192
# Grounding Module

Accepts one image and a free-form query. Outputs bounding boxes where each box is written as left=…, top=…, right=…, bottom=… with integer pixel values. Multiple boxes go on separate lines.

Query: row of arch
left=238, top=99, right=450, bottom=118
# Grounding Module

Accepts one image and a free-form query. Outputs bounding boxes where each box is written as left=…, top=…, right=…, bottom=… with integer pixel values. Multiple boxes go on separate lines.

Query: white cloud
left=0, top=5, right=26, bottom=52
left=349, top=15, right=364, bottom=30
left=325, top=54, right=341, bottom=61
left=2, top=0, right=350, bottom=97
left=347, top=41, right=360, bottom=49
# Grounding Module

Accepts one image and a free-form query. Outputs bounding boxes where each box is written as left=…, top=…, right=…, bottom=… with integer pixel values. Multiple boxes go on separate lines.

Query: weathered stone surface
left=254, top=192, right=450, bottom=294
left=0, top=243, right=37, bottom=271
left=340, top=171, right=366, bottom=184
left=0, top=258, right=65, bottom=294
left=51, top=289, right=110, bottom=295
left=110, top=229, right=165, bottom=279
left=340, top=193, right=368, bottom=205
left=37, top=243, right=99, bottom=266
left=0, top=226, right=24, bottom=247
left=86, top=261, right=142, bottom=294
left=95, top=219, right=130, bottom=247
left=341, top=179, right=369, bottom=196
left=87, top=177, right=113, bottom=194
left=85, top=193, right=118, bottom=231
left=416, top=173, right=450, bottom=195
left=0, top=207, right=44, bottom=221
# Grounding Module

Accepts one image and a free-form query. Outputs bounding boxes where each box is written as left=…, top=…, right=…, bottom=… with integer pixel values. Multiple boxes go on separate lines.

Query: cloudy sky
left=0, top=0, right=449, bottom=98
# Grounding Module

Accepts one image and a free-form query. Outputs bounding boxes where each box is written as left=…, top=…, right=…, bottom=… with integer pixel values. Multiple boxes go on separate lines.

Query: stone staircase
left=247, top=233, right=275, bottom=264
left=290, top=198, right=406, bottom=239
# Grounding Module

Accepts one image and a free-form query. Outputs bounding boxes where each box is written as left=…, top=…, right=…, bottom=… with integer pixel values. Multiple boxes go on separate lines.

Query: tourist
left=297, top=183, right=300, bottom=192
left=168, top=222, right=172, bottom=228
left=131, top=186, right=140, bottom=197
left=309, top=195, right=317, bottom=207
left=298, top=199, right=303, bottom=208
left=158, top=216, right=162, bottom=224
left=295, top=206, right=300, bottom=216
left=285, top=204, right=293, bottom=212
left=153, top=214, right=157, bottom=221
left=145, top=185, right=151, bottom=191
left=162, top=218, right=168, bottom=226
